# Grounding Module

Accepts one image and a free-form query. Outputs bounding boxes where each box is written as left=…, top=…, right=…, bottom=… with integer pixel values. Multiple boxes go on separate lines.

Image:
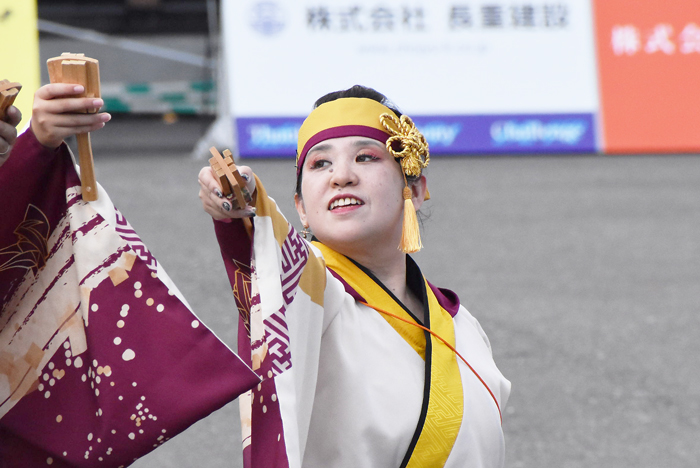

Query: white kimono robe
left=215, top=177, right=511, bottom=468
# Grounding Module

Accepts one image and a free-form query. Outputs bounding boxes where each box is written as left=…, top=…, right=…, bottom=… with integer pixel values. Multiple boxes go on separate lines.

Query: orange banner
left=594, top=1, right=700, bottom=153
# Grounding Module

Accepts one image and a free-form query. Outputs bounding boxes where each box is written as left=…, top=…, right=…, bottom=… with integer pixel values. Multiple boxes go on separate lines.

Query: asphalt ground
left=80, top=116, right=700, bottom=468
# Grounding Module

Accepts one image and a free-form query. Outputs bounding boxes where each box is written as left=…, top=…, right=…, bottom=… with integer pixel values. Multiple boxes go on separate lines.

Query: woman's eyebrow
left=352, top=139, right=383, bottom=149
left=307, top=143, right=333, bottom=156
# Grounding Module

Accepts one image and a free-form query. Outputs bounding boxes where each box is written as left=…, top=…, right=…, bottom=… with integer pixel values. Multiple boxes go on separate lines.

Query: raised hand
left=198, top=164, right=257, bottom=221
left=30, top=83, right=110, bottom=149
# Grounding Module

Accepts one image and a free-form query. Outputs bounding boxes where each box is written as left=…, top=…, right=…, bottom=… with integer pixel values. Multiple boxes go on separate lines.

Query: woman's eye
left=356, top=153, right=378, bottom=162
left=310, top=159, right=330, bottom=169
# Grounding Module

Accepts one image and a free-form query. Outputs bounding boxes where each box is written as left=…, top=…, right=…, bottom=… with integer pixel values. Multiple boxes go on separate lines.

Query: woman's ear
left=294, top=193, right=308, bottom=227
left=410, top=175, right=428, bottom=211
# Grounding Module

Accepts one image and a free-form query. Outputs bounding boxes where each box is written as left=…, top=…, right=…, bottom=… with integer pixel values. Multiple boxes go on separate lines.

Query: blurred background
left=2, top=1, right=700, bottom=467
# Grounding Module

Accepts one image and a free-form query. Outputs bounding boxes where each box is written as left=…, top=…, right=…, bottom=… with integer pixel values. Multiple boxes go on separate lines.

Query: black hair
left=313, top=85, right=403, bottom=117
left=295, top=85, right=403, bottom=197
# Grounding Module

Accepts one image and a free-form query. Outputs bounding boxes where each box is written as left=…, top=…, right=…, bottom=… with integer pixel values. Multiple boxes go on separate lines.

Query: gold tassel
left=399, top=186, right=422, bottom=253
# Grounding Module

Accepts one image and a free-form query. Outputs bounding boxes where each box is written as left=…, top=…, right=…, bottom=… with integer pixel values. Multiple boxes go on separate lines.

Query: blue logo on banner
left=247, top=123, right=299, bottom=149
left=418, top=122, right=462, bottom=147
left=490, top=119, right=588, bottom=146
left=250, top=2, right=286, bottom=36
left=237, top=113, right=596, bottom=156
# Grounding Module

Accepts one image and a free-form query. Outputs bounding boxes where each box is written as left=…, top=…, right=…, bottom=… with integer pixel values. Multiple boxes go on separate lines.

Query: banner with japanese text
left=593, top=0, right=700, bottom=153
left=223, top=0, right=600, bottom=156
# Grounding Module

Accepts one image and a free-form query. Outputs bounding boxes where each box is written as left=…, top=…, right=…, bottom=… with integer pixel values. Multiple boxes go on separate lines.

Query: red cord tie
left=360, top=301, right=502, bottom=423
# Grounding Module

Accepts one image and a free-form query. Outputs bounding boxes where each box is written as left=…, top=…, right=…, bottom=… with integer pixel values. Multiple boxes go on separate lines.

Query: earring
left=301, top=224, right=311, bottom=239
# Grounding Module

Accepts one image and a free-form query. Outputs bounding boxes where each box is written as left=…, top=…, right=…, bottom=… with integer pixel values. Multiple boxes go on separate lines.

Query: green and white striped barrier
left=101, top=80, right=216, bottom=115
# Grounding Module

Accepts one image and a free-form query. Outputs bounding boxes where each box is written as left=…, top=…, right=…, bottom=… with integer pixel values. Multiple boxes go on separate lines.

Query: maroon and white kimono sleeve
left=0, top=130, right=260, bottom=468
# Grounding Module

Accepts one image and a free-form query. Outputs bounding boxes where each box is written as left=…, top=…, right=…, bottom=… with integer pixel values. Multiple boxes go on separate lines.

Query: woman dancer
left=198, top=85, right=510, bottom=468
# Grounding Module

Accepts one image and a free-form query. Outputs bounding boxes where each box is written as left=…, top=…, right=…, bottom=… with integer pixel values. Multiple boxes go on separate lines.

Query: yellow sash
left=313, top=242, right=464, bottom=468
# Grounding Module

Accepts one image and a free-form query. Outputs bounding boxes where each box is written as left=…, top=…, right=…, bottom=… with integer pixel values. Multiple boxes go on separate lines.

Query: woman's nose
left=330, top=160, right=358, bottom=187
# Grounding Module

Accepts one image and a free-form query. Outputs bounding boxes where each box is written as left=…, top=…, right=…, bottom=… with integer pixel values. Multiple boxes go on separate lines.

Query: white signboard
left=223, top=0, right=600, bottom=155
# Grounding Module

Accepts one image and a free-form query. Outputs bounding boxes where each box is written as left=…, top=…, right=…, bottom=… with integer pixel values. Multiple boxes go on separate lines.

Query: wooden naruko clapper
left=209, top=146, right=253, bottom=236
left=0, top=80, right=22, bottom=121
left=47, top=53, right=101, bottom=201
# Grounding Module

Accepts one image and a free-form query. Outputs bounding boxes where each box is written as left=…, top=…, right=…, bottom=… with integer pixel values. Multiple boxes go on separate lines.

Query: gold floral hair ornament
left=379, top=113, right=430, bottom=177
left=379, top=113, right=430, bottom=254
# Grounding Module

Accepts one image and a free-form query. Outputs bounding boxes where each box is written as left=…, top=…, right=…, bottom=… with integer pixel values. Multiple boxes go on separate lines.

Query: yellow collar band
left=296, top=98, right=399, bottom=175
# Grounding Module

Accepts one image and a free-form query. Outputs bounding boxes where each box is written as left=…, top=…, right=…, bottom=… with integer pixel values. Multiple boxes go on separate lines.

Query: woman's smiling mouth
left=329, top=197, right=364, bottom=210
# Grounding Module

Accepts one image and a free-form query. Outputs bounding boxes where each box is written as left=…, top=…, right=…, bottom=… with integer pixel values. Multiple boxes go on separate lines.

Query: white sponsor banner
left=222, top=0, right=599, bottom=117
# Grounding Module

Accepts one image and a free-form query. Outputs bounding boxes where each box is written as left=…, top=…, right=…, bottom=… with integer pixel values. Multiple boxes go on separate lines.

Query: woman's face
left=295, top=136, right=426, bottom=257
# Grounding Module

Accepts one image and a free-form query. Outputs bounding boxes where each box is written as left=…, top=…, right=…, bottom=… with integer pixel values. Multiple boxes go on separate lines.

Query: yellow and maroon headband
left=296, top=97, right=403, bottom=176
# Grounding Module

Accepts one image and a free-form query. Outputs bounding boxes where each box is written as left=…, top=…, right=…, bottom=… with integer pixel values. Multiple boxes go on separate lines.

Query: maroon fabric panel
left=427, top=281, right=461, bottom=318
left=214, top=219, right=252, bottom=265
left=1, top=259, right=259, bottom=466
left=215, top=217, right=254, bottom=364
left=250, top=377, right=289, bottom=468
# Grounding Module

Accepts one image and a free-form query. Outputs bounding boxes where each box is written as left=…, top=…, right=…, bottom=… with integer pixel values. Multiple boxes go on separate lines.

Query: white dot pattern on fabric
left=122, top=349, right=136, bottom=361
